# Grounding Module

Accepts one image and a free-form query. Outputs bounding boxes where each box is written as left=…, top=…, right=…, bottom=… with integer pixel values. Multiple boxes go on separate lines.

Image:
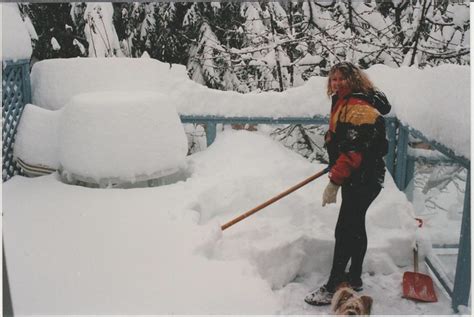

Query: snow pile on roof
left=2, top=4, right=33, bottom=60
left=59, top=92, right=187, bottom=183
left=3, top=131, right=433, bottom=315
left=13, top=104, right=60, bottom=169
left=30, top=58, right=469, bottom=160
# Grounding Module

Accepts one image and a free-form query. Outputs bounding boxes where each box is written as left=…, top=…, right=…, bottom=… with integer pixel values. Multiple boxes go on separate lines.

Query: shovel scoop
left=402, top=245, right=438, bottom=302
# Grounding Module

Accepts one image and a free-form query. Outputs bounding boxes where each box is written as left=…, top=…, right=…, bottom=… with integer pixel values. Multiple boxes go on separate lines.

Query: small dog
left=331, top=283, right=373, bottom=315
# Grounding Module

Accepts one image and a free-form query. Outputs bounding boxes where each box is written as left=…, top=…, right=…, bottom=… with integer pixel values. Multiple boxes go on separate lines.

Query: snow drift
left=30, top=58, right=469, bottom=160
left=3, top=131, right=427, bottom=315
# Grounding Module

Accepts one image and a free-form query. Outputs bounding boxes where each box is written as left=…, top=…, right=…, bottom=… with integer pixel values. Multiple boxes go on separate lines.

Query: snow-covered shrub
left=3, top=4, right=32, bottom=60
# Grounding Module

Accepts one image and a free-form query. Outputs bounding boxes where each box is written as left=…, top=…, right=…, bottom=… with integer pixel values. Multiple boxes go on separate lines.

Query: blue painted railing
left=390, top=122, right=470, bottom=312
left=179, top=114, right=470, bottom=312
left=180, top=115, right=329, bottom=146
left=2, top=59, right=470, bottom=312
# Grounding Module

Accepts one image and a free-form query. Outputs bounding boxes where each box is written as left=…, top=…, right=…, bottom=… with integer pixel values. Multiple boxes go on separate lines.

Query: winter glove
left=322, top=181, right=340, bottom=207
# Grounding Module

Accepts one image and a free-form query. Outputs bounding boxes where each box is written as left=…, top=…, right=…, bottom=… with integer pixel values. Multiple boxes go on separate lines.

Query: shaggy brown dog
left=331, top=283, right=373, bottom=315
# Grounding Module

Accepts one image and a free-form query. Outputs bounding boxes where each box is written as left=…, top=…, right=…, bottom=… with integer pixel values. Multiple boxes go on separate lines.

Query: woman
left=305, top=62, right=391, bottom=306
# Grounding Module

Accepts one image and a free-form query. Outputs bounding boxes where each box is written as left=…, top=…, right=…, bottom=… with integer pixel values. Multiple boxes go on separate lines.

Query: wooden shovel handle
left=221, top=167, right=330, bottom=231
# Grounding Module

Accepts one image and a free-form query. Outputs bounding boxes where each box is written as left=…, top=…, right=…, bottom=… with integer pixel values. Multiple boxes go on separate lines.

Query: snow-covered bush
left=2, top=4, right=32, bottom=60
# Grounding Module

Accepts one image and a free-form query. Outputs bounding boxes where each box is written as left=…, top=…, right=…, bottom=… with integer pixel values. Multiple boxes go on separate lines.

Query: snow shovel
left=221, top=166, right=330, bottom=231
left=402, top=243, right=438, bottom=302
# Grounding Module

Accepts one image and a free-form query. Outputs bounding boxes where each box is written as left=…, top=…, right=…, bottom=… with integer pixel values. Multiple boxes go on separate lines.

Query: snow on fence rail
left=28, top=58, right=469, bottom=160
left=1, top=58, right=470, bottom=312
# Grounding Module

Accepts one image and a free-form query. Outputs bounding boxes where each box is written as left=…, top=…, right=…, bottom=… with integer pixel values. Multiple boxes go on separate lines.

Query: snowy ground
left=3, top=131, right=459, bottom=315
left=2, top=3, right=470, bottom=315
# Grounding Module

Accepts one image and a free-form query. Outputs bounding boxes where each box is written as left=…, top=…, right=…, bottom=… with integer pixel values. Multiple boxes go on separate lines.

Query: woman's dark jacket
left=325, top=90, right=391, bottom=187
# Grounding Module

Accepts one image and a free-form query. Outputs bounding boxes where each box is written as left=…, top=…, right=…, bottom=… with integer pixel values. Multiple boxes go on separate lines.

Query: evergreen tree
left=20, top=1, right=470, bottom=69
left=112, top=2, right=154, bottom=57
left=185, top=2, right=246, bottom=91
left=149, top=2, right=191, bottom=64
left=19, top=3, right=88, bottom=61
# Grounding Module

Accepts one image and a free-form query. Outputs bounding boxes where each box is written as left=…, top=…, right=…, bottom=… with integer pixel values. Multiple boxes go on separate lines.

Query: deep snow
left=3, top=131, right=457, bottom=315
left=2, top=4, right=469, bottom=314
left=59, top=92, right=187, bottom=182
left=14, top=104, right=61, bottom=168
left=10, top=57, right=469, bottom=315
left=30, top=58, right=470, bottom=160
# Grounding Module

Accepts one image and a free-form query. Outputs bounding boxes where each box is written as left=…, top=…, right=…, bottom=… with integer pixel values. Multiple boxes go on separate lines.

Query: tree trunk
left=348, top=0, right=356, bottom=34
left=288, top=1, right=294, bottom=87
left=269, top=9, right=284, bottom=92
left=410, top=0, right=430, bottom=66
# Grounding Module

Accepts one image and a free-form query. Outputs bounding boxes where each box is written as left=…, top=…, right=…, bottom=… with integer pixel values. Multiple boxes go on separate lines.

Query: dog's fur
left=331, top=283, right=373, bottom=315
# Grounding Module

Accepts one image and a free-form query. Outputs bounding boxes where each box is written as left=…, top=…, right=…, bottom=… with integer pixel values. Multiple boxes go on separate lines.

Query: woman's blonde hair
left=326, top=62, right=375, bottom=96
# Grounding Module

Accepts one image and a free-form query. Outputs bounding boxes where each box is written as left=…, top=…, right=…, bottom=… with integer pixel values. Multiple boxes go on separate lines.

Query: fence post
left=205, top=122, right=217, bottom=147
left=405, top=155, right=416, bottom=201
left=395, top=124, right=409, bottom=190
left=385, top=118, right=398, bottom=176
left=452, top=168, right=471, bottom=312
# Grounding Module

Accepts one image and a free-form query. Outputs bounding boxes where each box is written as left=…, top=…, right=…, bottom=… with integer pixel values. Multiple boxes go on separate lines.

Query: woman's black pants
left=326, top=183, right=382, bottom=291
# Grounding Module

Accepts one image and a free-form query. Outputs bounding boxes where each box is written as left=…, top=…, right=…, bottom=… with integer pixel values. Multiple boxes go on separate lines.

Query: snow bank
left=30, top=58, right=186, bottom=110
left=13, top=104, right=60, bottom=169
left=31, top=57, right=328, bottom=116
left=31, top=58, right=469, bottom=160
left=175, top=76, right=328, bottom=118
left=367, top=64, right=470, bottom=159
left=2, top=4, right=32, bottom=60
left=59, top=92, right=187, bottom=183
left=188, top=132, right=419, bottom=288
left=3, top=176, right=277, bottom=314
left=3, top=130, right=423, bottom=314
